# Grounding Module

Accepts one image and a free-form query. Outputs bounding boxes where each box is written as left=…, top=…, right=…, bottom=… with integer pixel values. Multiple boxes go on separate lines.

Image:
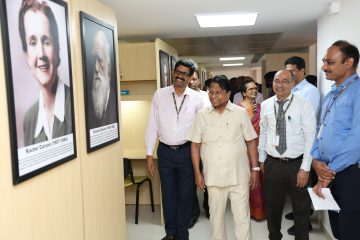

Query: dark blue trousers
left=157, top=143, right=195, bottom=240
left=328, top=167, right=360, bottom=240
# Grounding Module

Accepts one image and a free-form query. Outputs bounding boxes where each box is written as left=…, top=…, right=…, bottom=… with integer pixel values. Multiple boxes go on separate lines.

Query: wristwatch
left=251, top=167, right=261, bottom=172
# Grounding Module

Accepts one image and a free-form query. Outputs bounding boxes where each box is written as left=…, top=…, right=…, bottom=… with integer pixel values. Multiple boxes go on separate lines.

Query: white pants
left=208, top=184, right=251, bottom=240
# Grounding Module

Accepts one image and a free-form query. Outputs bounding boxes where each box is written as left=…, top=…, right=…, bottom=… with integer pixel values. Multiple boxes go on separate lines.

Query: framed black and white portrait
left=0, top=0, right=76, bottom=184
left=159, top=50, right=170, bottom=88
left=80, top=12, right=120, bottom=153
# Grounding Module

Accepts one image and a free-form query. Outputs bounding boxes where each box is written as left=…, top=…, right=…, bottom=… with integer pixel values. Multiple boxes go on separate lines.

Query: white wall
left=317, top=0, right=360, bottom=97
left=317, top=0, right=360, bottom=239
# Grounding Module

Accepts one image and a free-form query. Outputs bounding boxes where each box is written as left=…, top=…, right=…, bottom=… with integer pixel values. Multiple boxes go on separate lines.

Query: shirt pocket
left=224, top=122, right=241, bottom=142
left=287, top=114, right=302, bottom=134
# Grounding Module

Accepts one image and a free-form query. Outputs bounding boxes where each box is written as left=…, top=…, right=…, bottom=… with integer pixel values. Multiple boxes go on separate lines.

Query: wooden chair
left=123, top=158, right=155, bottom=224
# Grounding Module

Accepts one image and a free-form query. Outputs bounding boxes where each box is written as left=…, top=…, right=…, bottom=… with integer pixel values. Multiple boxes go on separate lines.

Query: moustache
left=175, top=77, right=185, bottom=81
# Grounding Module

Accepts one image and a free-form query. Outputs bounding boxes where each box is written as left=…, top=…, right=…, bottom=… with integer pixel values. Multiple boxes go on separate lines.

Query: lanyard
left=273, top=94, right=294, bottom=120
left=322, top=77, right=359, bottom=122
left=172, top=92, right=187, bottom=122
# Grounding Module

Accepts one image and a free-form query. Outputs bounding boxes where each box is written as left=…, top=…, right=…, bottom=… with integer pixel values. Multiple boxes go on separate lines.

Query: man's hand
left=250, top=171, right=259, bottom=190
left=146, top=155, right=155, bottom=176
left=296, top=169, right=309, bottom=188
left=312, top=159, right=336, bottom=182
left=194, top=171, right=206, bottom=192
left=312, top=179, right=332, bottom=198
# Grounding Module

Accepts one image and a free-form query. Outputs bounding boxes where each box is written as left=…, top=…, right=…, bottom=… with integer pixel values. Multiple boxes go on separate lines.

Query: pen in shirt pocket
left=288, top=116, right=291, bottom=122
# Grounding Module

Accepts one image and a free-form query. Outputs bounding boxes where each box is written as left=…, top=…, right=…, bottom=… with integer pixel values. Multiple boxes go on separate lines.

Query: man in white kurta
left=188, top=75, right=259, bottom=240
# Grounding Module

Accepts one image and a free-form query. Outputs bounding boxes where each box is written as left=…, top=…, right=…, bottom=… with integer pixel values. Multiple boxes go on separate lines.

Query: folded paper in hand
left=307, top=188, right=340, bottom=211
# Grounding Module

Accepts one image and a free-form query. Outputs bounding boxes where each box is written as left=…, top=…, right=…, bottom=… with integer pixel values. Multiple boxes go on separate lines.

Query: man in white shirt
left=284, top=56, right=320, bottom=235
left=259, top=70, right=316, bottom=240
left=145, top=59, right=203, bottom=240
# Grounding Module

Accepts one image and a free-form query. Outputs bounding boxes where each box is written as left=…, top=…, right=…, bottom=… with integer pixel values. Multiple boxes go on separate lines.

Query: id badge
left=317, top=125, right=324, bottom=139
left=273, top=135, right=279, bottom=146
left=174, top=122, right=181, bottom=133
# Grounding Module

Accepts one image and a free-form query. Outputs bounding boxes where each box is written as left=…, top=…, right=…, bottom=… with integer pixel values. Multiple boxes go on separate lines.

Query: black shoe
left=188, top=217, right=198, bottom=229
left=287, top=223, right=313, bottom=236
left=285, top=212, right=294, bottom=220
left=161, top=235, right=176, bottom=240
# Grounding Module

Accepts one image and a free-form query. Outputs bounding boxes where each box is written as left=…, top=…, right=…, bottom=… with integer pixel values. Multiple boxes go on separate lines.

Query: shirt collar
left=170, top=85, right=191, bottom=96
left=206, top=101, right=234, bottom=113
left=331, top=73, right=359, bottom=92
left=35, top=80, right=66, bottom=139
left=274, top=93, right=293, bottom=103
left=293, top=79, right=308, bottom=91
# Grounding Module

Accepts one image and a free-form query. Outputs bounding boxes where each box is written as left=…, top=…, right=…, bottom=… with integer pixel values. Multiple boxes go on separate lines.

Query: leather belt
left=160, top=141, right=191, bottom=151
left=268, top=154, right=303, bottom=163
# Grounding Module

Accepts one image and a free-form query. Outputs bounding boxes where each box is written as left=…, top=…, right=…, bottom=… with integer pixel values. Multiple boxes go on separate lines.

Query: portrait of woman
left=1, top=0, right=76, bottom=183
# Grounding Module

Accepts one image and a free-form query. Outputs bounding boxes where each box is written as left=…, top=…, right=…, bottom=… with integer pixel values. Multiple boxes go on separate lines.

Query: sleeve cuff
left=146, top=147, right=154, bottom=156
left=300, top=159, right=311, bottom=172
left=259, top=150, right=267, bottom=163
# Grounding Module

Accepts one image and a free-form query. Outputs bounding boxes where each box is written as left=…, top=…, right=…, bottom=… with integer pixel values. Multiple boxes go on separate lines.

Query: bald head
left=273, top=70, right=295, bottom=100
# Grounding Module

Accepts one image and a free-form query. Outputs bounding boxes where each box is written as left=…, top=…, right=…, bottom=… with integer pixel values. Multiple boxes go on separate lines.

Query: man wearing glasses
left=145, top=59, right=203, bottom=240
left=258, top=70, right=316, bottom=240
left=283, top=56, right=320, bottom=235
left=188, top=75, right=259, bottom=240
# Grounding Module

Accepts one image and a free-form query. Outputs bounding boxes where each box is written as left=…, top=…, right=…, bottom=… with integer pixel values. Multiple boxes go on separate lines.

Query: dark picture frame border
left=159, top=50, right=170, bottom=88
left=170, top=55, right=177, bottom=85
left=80, top=11, right=120, bottom=153
left=0, top=0, right=77, bottom=184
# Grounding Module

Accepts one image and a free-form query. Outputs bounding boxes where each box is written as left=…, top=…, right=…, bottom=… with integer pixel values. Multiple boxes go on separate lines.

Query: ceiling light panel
left=219, top=56, right=245, bottom=61
left=196, top=12, right=258, bottom=28
left=223, top=63, right=244, bottom=67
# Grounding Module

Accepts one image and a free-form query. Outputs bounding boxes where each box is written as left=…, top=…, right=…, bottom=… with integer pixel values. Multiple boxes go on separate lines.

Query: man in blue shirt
left=285, top=56, right=320, bottom=113
left=284, top=56, right=320, bottom=235
left=311, top=40, right=360, bottom=240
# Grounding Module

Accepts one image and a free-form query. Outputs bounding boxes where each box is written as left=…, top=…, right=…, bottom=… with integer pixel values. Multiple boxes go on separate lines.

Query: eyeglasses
left=207, top=89, right=226, bottom=97
left=246, top=87, right=258, bottom=92
left=174, top=70, right=190, bottom=76
left=273, top=80, right=291, bottom=85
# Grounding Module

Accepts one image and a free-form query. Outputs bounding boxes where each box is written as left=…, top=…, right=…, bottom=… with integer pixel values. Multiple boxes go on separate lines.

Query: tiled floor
left=126, top=195, right=330, bottom=240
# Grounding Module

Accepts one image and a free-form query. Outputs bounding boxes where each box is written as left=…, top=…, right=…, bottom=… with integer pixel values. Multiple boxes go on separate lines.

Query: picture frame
left=201, top=67, right=207, bottom=87
left=0, top=0, right=77, bottom=184
left=159, top=50, right=170, bottom=88
left=170, top=55, right=177, bottom=85
left=80, top=12, right=120, bottom=153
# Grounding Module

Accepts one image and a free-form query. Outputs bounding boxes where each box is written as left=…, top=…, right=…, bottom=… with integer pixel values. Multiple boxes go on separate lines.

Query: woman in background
left=239, top=79, right=266, bottom=221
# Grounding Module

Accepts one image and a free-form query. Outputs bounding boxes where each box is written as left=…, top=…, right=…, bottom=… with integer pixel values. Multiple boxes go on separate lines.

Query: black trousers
left=191, top=190, right=200, bottom=219
left=157, top=143, right=195, bottom=240
left=264, top=156, right=310, bottom=240
left=328, top=167, right=360, bottom=240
